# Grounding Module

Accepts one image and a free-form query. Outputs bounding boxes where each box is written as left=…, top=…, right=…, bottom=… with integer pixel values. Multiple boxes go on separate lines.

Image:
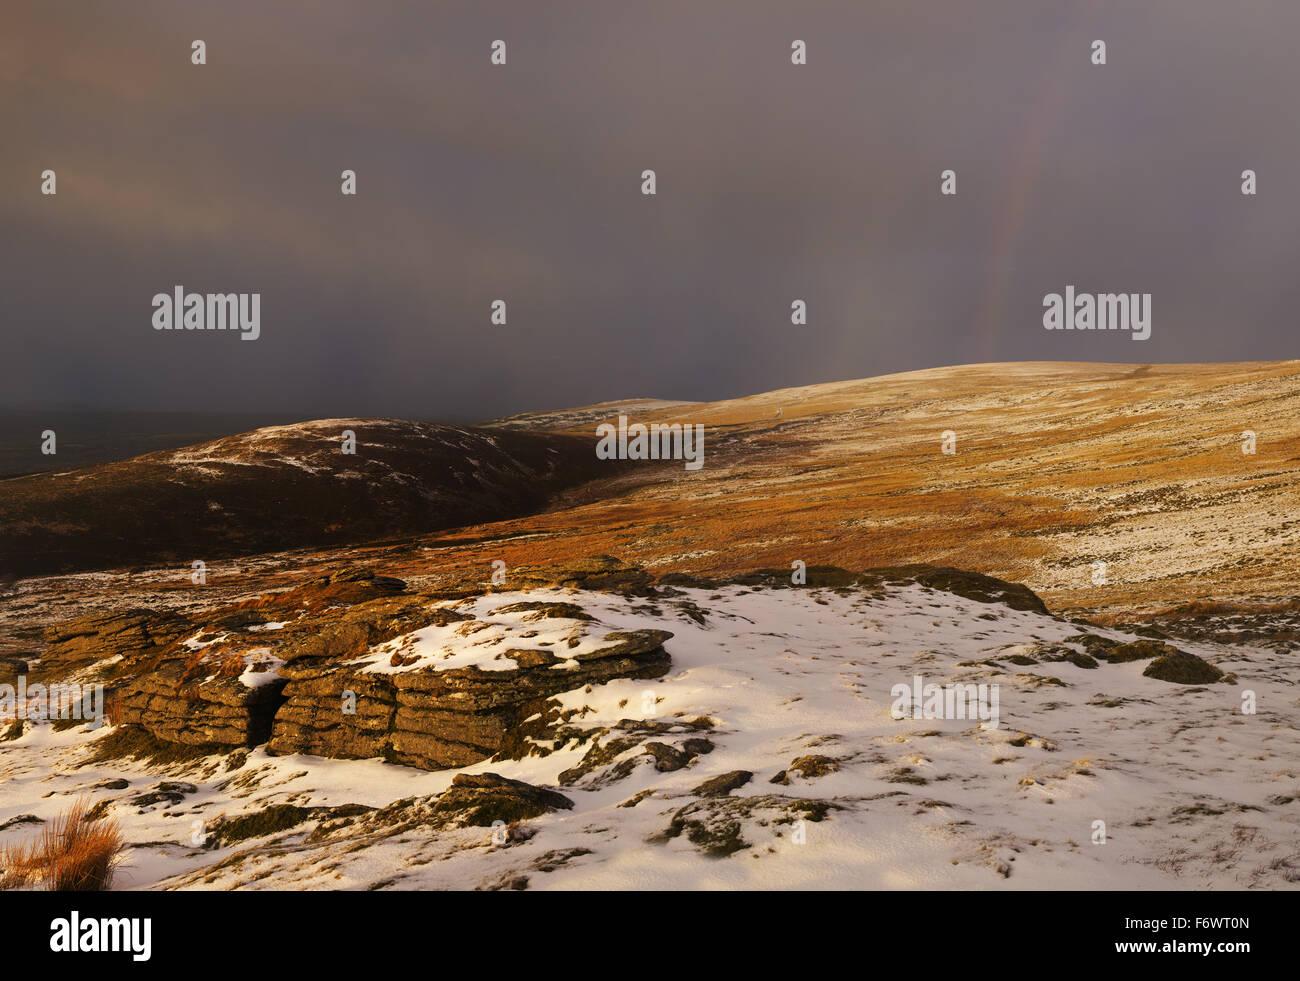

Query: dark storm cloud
left=2, top=1, right=1297, bottom=420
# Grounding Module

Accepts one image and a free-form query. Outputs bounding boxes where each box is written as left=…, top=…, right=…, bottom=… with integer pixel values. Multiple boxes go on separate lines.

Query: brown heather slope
left=0, top=362, right=1296, bottom=655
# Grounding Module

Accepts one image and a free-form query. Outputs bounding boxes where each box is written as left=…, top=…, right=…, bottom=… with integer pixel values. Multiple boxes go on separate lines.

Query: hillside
left=3, top=360, right=1298, bottom=648
left=459, top=360, right=1300, bottom=614
left=0, top=419, right=611, bottom=578
left=3, top=362, right=1299, bottom=893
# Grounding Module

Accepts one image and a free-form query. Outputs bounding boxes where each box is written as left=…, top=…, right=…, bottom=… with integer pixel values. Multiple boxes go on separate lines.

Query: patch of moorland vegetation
left=84, top=725, right=222, bottom=767
left=1152, top=598, right=1300, bottom=620
left=1143, top=649, right=1224, bottom=685
left=653, top=794, right=838, bottom=858
left=770, top=755, right=840, bottom=785
left=207, top=804, right=317, bottom=846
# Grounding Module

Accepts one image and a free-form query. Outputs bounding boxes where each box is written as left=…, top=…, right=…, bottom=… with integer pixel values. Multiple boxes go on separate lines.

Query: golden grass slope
left=457, top=361, right=1300, bottom=613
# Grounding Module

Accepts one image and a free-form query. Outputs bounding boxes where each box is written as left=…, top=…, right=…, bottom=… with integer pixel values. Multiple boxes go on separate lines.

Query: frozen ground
left=3, top=582, right=1296, bottom=890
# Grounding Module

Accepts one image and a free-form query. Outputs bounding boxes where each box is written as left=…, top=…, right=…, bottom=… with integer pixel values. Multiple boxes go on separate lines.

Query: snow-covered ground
left=2, top=583, right=1297, bottom=890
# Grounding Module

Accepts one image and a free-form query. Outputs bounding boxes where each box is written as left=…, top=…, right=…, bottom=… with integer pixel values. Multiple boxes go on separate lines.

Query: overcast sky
left=3, top=1, right=1297, bottom=421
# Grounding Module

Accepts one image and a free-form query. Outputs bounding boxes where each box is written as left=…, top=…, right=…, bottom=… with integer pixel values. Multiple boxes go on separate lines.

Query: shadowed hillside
left=0, top=419, right=613, bottom=577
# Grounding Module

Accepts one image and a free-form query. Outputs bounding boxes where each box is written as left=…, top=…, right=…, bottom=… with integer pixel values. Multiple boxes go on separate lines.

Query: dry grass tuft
left=0, top=797, right=125, bottom=891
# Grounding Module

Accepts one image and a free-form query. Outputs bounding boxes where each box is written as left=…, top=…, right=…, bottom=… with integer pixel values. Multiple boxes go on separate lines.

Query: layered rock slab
left=267, top=625, right=672, bottom=770
left=114, top=663, right=286, bottom=747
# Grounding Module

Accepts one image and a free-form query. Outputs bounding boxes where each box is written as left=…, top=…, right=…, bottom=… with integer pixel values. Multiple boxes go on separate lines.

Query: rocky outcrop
left=653, top=795, right=838, bottom=857
left=245, top=567, right=408, bottom=616
left=32, top=559, right=1061, bottom=773
left=556, top=719, right=717, bottom=787
left=861, top=566, right=1050, bottom=614
left=37, top=564, right=676, bottom=765
left=692, top=770, right=754, bottom=797
left=503, top=555, right=653, bottom=594
left=663, top=564, right=1050, bottom=614
left=88, top=572, right=424, bottom=750
left=39, top=610, right=193, bottom=682
left=114, top=663, right=286, bottom=748
left=267, top=626, right=673, bottom=770
left=273, top=594, right=462, bottom=664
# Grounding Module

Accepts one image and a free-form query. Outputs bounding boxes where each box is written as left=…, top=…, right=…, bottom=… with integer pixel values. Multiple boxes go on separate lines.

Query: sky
left=2, top=1, right=1298, bottom=421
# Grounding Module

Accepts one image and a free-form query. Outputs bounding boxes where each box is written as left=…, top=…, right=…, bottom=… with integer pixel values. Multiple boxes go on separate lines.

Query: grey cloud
left=1, top=1, right=1297, bottom=419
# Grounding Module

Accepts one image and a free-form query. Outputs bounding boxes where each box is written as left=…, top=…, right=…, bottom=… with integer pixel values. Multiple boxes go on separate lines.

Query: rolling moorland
left=1, top=361, right=1297, bottom=889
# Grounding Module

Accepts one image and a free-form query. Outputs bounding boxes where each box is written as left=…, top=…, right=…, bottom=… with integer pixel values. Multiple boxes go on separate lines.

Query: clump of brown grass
left=0, top=797, right=125, bottom=891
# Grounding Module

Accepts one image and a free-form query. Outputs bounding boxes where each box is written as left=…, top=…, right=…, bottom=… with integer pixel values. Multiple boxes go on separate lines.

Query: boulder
left=692, top=770, right=754, bottom=797
left=430, top=773, right=573, bottom=827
